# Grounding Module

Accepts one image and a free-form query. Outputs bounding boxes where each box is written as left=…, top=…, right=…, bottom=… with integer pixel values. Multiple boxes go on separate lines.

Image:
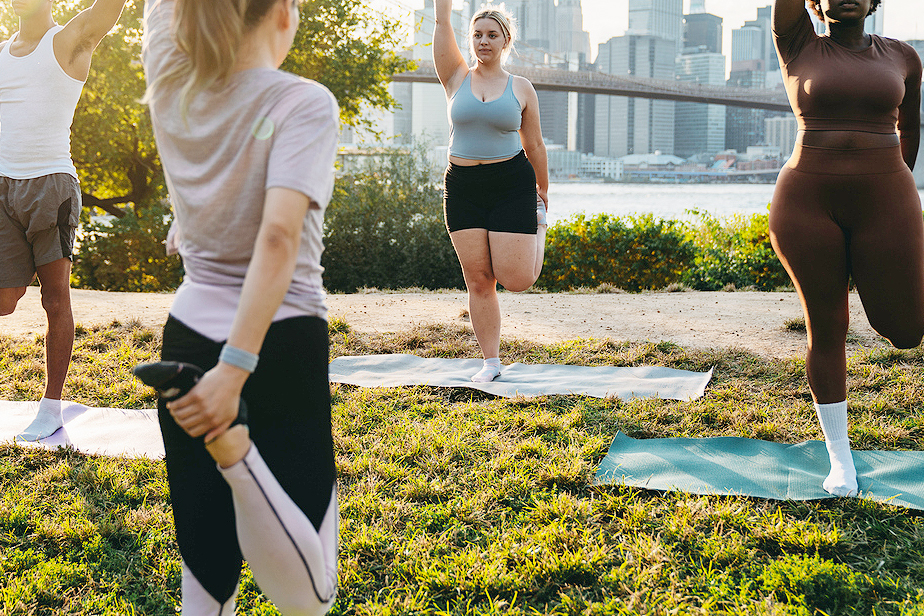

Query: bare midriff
left=449, top=154, right=519, bottom=166
left=797, top=130, right=900, bottom=149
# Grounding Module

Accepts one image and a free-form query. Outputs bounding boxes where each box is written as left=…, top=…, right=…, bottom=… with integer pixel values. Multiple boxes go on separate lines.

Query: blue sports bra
left=448, top=72, right=523, bottom=160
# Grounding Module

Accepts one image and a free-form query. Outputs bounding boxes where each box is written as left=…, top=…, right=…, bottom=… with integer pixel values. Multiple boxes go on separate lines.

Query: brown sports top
left=774, top=9, right=922, bottom=134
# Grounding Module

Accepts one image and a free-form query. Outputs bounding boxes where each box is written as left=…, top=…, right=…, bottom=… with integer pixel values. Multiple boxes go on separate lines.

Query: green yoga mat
left=595, top=433, right=924, bottom=511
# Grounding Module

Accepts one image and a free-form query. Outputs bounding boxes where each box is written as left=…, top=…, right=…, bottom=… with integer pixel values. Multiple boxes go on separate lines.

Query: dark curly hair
left=808, top=0, right=882, bottom=21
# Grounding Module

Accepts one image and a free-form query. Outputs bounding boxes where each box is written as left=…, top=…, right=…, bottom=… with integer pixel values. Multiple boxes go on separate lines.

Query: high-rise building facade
left=683, top=12, right=723, bottom=54
left=675, top=52, right=726, bottom=157
left=595, top=34, right=676, bottom=157
left=555, top=0, right=591, bottom=59
left=628, top=0, right=683, bottom=53
left=726, top=5, right=784, bottom=152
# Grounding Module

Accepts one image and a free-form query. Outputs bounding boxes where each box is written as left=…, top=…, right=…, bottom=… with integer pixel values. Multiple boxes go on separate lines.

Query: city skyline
left=373, top=0, right=923, bottom=64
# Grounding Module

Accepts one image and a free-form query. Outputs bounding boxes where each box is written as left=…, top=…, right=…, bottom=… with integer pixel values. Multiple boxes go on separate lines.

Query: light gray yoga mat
left=595, top=432, right=924, bottom=510
left=0, top=400, right=163, bottom=459
left=329, top=354, right=713, bottom=400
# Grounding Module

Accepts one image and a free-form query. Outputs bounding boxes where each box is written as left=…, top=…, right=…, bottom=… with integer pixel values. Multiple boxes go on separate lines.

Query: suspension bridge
left=392, top=61, right=793, bottom=112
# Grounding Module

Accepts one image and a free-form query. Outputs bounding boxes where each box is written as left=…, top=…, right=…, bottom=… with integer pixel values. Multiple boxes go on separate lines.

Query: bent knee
left=500, top=276, right=538, bottom=293
left=870, top=318, right=924, bottom=350
left=887, top=329, right=924, bottom=350
left=0, top=288, right=26, bottom=316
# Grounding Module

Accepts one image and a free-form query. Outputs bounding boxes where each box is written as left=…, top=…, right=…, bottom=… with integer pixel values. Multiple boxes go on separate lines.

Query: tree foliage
left=0, top=0, right=413, bottom=216
left=71, top=199, right=183, bottom=292
left=322, top=147, right=464, bottom=293
left=540, top=214, right=696, bottom=292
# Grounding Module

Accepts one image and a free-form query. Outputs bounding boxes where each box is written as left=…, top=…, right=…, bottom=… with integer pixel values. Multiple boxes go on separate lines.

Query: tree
left=0, top=0, right=414, bottom=217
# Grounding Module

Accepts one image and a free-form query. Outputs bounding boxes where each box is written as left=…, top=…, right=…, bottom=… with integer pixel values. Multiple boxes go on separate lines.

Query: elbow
left=259, top=223, right=300, bottom=260
left=524, top=140, right=546, bottom=158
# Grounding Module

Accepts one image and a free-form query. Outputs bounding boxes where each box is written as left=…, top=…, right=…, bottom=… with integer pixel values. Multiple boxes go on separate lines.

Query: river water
left=546, top=182, right=924, bottom=224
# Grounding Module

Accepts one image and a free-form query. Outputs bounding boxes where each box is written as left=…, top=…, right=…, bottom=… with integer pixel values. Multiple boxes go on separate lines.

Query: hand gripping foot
left=133, top=361, right=248, bottom=428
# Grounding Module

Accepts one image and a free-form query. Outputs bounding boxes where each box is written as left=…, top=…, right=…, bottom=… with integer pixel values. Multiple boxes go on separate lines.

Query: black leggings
left=770, top=144, right=924, bottom=401
left=158, top=315, right=336, bottom=604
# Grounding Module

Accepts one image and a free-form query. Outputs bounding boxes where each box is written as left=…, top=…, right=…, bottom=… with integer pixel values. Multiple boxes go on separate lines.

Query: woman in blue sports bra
left=434, top=0, right=550, bottom=383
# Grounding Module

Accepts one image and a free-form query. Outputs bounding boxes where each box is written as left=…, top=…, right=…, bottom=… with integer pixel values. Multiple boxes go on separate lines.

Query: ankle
left=205, top=425, right=252, bottom=469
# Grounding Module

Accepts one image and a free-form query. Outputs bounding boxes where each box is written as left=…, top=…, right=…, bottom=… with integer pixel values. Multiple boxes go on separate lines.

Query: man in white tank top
left=0, top=0, right=126, bottom=441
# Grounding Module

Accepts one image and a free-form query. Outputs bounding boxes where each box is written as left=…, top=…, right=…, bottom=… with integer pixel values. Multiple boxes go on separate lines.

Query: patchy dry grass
left=1, top=319, right=923, bottom=614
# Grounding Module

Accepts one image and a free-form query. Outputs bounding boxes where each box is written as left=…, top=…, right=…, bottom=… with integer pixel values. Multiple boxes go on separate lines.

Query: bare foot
left=205, top=425, right=252, bottom=469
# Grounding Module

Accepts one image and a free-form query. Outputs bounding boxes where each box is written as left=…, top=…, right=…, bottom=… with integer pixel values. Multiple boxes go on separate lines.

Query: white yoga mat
left=329, top=354, right=713, bottom=400
left=0, top=400, right=164, bottom=459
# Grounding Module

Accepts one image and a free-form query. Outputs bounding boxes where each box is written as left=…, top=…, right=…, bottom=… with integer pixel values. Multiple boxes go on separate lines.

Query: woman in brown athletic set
left=771, top=0, right=922, bottom=496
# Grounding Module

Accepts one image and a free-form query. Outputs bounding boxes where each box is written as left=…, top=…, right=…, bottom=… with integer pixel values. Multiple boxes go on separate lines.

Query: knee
left=0, top=288, right=26, bottom=316
left=40, top=288, right=71, bottom=317
left=499, top=274, right=537, bottom=293
left=465, top=270, right=497, bottom=296
left=806, top=314, right=849, bottom=350
left=868, top=316, right=924, bottom=350
left=886, top=327, right=924, bottom=350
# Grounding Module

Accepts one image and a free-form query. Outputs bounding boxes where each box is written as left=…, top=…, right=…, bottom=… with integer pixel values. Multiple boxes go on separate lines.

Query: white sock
left=814, top=400, right=858, bottom=497
left=472, top=358, right=502, bottom=383
left=16, top=398, right=64, bottom=442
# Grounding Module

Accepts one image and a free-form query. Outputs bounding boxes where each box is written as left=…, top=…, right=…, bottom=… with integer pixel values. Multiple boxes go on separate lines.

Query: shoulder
left=269, top=73, right=340, bottom=126
left=511, top=74, right=537, bottom=99
left=879, top=37, right=923, bottom=74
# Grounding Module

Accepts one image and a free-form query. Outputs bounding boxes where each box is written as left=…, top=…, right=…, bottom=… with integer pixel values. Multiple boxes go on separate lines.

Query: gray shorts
left=0, top=174, right=82, bottom=287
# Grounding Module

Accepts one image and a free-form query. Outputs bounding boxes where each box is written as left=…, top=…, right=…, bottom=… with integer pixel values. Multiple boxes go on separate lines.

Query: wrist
left=219, top=344, right=259, bottom=373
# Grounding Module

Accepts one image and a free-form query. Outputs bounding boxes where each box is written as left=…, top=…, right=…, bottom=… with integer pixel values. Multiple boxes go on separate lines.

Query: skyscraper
left=556, top=0, right=591, bottom=59
left=676, top=11, right=726, bottom=158
left=502, top=0, right=557, bottom=59
left=628, top=0, right=684, bottom=53
left=595, top=34, right=676, bottom=157
left=726, top=5, right=786, bottom=152
left=683, top=12, right=723, bottom=54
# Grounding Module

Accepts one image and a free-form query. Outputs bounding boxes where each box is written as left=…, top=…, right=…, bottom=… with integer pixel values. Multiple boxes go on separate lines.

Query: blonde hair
left=145, top=0, right=281, bottom=117
left=470, top=4, right=517, bottom=63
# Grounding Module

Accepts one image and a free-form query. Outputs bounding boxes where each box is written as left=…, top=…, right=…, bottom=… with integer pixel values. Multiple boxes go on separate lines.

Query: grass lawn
left=1, top=318, right=923, bottom=615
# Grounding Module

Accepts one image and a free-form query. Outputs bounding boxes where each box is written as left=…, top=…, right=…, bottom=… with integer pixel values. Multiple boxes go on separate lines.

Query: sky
left=370, top=0, right=924, bottom=63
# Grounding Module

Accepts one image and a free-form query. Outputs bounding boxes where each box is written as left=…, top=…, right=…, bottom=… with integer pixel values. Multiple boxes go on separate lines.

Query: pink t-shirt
left=142, top=0, right=339, bottom=340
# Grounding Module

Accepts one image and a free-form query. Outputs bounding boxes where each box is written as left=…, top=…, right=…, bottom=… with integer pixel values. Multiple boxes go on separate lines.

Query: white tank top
left=0, top=26, right=85, bottom=179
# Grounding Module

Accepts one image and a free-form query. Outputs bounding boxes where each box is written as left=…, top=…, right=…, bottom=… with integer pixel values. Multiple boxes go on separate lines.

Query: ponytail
left=145, top=0, right=279, bottom=118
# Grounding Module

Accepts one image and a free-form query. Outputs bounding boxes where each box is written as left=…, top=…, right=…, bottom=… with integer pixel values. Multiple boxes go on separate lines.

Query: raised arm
left=55, top=0, right=127, bottom=80
left=516, top=78, right=549, bottom=207
left=433, top=0, right=468, bottom=95
left=772, top=0, right=808, bottom=35
left=898, top=51, right=922, bottom=171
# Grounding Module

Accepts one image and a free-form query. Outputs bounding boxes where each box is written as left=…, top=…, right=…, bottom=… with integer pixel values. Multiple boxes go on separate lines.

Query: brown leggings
left=770, top=144, right=924, bottom=403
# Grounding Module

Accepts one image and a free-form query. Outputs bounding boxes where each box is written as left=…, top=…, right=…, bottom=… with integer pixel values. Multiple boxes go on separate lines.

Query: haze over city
left=373, top=0, right=924, bottom=61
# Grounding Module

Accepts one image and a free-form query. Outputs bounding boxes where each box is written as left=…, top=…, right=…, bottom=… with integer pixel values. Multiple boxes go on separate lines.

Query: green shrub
left=322, top=148, right=463, bottom=293
left=683, top=210, right=790, bottom=291
left=539, top=213, right=695, bottom=292
left=72, top=199, right=183, bottom=292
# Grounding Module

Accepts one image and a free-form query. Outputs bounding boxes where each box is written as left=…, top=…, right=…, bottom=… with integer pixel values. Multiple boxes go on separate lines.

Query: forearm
left=526, top=143, right=550, bottom=193
left=900, top=131, right=919, bottom=171
left=434, top=0, right=452, bottom=23
left=225, top=228, right=300, bottom=357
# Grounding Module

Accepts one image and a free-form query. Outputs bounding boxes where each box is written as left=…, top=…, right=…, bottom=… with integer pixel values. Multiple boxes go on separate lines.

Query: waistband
left=785, top=144, right=908, bottom=176
left=799, top=117, right=897, bottom=134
